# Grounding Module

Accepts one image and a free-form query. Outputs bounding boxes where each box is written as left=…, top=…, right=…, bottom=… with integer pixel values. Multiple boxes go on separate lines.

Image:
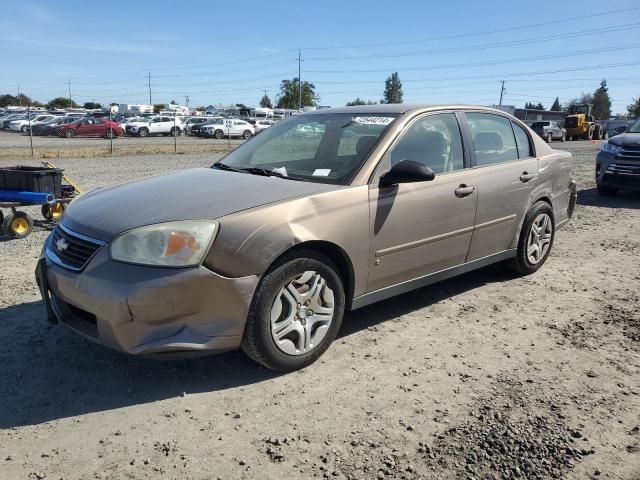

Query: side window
left=385, top=113, right=464, bottom=175
left=466, top=113, right=518, bottom=165
left=512, top=122, right=533, bottom=159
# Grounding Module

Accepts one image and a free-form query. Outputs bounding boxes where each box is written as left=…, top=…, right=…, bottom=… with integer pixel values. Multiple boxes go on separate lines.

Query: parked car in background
left=184, top=117, right=209, bottom=135
left=596, top=116, right=640, bottom=195
left=10, top=114, right=55, bottom=132
left=190, top=117, right=223, bottom=137
left=254, top=119, right=275, bottom=134
left=34, top=116, right=84, bottom=136
left=201, top=118, right=254, bottom=139
left=530, top=121, right=565, bottom=143
left=37, top=105, right=575, bottom=371
left=1, top=114, right=28, bottom=129
left=57, top=118, right=124, bottom=138
left=125, top=116, right=183, bottom=137
left=611, top=121, right=635, bottom=137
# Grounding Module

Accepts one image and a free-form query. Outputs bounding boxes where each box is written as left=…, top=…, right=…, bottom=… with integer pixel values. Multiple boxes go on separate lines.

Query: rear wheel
left=243, top=130, right=252, bottom=139
left=506, top=202, right=554, bottom=275
left=214, top=129, right=224, bottom=139
left=170, top=127, right=178, bottom=136
left=560, top=131, right=566, bottom=142
left=597, top=184, right=618, bottom=196
left=105, top=129, right=114, bottom=139
left=241, top=250, right=345, bottom=371
left=2, top=211, right=33, bottom=239
left=21, top=125, right=27, bottom=133
left=64, top=129, right=76, bottom=138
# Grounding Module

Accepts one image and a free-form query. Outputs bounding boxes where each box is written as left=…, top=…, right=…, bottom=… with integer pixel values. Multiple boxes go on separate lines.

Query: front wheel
left=243, top=130, right=252, bottom=139
left=2, top=211, right=33, bottom=239
left=105, top=129, right=114, bottom=139
left=546, top=132, right=552, bottom=143
left=138, top=128, right=149, bottom=137
left=506, top=202, right=555, bottom=275
left=214, top=129, right=224, bottom=139
left=64, top=129, right=76, bottom=138
left=170, top=127, right=178, bottom=136
left=241, top=250, right=345, bottom=371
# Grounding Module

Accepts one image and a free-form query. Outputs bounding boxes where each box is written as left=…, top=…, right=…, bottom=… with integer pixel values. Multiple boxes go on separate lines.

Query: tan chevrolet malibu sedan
left=36, top=105, right=576, bottom=371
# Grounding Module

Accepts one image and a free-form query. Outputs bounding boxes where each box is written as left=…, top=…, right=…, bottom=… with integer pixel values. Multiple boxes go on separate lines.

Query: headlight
left=601, top=142, right=622, bottom=155
left=110, top=221, right=217, bottom=267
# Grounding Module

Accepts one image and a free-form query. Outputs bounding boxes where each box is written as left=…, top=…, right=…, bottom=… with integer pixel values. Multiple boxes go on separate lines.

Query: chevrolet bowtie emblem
left=55, top=238, right=70, bottom=252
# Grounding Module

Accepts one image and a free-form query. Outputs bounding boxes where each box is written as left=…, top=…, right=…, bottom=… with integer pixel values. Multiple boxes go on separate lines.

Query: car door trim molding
left=474, top=214, right=517, bottom=231
left=375, top=225, right=475, bottom=258
left=353, top=249, right=516, bottom=310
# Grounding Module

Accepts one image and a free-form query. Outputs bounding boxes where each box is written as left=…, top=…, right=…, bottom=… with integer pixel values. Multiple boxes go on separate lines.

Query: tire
left=214, top=129, right=224, bottom=139
left=105, top=129, right=114, bottom=139
left=593, top=127, right=602, bottom=141
left=597, top=184, right=618, bottom=196
left=506, top=201, right=555, bottom=275
left=561, top=132, right=566, bottom=142
left=241, top=249, right=346, bottom=372
left=64, top=129, right=76, bottom=138
left=3, top=211, right=33, bottom=239
left=170, top=127, right=178, bottom=136
left=41, top=202, right=65, bottom=221
left=138, top=128, right=149, bottom=137
left=546, top=132, right=552, bottom=143
left=243, top=130, right=252, bottom=140
left=583, top=128, right=593, bottom=141
left=21, top=125, right=27, bottom=133
left=603, top=130, right=608, bottom=140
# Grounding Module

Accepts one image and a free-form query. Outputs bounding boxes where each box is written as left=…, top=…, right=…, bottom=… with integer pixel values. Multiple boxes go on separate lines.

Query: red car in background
left=57, top=118, right=124, bottom=138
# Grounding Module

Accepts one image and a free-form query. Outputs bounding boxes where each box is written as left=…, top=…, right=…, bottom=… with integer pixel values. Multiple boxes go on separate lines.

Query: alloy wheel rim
left=270, top=270, right=335, bottom=356
left=527, top=213, right=552, bottom=265
left=12, top=218, right=28, bottom=234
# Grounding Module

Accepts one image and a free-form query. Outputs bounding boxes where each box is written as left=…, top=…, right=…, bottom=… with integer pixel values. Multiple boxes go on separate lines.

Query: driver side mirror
left=380, top=160, right=435, bottom=187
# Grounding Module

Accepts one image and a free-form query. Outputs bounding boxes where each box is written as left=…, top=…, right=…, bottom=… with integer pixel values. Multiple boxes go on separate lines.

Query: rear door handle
left=520, top=172, right=535, bottom=182
left=455, top=185, right=475, bottom=197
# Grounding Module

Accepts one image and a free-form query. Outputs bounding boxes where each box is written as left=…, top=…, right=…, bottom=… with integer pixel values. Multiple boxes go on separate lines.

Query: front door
left=462, top=112, right=540, bottom=261
left=367, top=112, right=477, bottom=293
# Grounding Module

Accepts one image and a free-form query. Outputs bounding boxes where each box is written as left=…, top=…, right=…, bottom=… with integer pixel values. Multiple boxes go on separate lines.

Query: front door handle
left=520, top=172, right=535, bottom=182
left=455, top=184, right=475, bottom=197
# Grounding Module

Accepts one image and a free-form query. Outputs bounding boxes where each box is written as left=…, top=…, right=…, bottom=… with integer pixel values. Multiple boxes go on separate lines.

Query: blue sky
left=1, top=0, right=639, bottom=113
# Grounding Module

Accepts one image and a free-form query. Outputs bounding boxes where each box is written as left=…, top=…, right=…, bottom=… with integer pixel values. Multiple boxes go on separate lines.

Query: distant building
left=513, top=108, right=566, bottom=125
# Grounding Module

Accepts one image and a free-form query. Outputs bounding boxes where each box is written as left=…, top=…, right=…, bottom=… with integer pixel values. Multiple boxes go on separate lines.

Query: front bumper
left=36, top=241, right=258, bottom=358
left=596, top=152, right=640, bottom=191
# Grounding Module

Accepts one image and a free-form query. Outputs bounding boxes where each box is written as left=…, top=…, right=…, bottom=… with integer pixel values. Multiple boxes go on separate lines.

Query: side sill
left=351, top=249, right=516, bottom=310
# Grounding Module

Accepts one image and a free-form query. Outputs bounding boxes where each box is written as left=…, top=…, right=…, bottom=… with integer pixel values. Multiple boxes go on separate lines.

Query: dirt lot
left=0, top=131, right=242, bottom=159
left=0, top=141, right=638, bottom=480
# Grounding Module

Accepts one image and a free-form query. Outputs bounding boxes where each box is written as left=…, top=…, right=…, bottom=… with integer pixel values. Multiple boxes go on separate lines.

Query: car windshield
left=215, top=113, right=398, bottom=184
left=628, top=118, right=640, bottom=133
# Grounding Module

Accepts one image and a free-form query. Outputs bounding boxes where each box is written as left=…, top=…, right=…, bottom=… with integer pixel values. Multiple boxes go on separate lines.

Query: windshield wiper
left=238, top=167, right=309, bottom=182
left=212, top=163, right=241, bottom=172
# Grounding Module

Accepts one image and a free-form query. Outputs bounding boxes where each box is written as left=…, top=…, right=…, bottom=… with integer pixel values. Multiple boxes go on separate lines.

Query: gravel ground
left=0, top=142, right=639, bottom=480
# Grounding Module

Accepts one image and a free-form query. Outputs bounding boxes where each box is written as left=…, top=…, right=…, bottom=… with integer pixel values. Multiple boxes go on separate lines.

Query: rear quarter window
left=466, top=112, right=518, bottom=165
left=512, top=122, right=534, bottom=158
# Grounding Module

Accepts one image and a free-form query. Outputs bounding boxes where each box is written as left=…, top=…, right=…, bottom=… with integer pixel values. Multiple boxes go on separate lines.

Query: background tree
left=563, top=93, right=593, bottom=111
left=195, top=105, right=206, bottom=112
left=592, top=79, right=612, bottom=120
left=346, top=97, right=377, bottom=106
left=276, top=79, right=318, bottom=109
left=550, top=97, right=561, bottom=111
left=153, top=103, right=167, bottom=113
left=82, top=102, right=102, bottom=110
left=627, top=97, right=640, bottom=118
left=170, top=99, right=177, bottom=105
left=0, top=93, right=33, bottom=107
left=524, top=102, right=545, bottom=110
left=259, top=94, right=273, bottom=108
left=46, top=97, right=78, bottom=109
left=382, top=72, right=403, bottom=104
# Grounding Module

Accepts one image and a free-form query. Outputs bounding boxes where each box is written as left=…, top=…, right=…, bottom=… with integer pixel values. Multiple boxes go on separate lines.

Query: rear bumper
left=36, top=245, right=258, bottom=358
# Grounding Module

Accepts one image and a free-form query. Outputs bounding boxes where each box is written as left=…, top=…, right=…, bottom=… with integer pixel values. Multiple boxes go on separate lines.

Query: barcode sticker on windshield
left=353, top=116, right=394, bottom=125
left=312, top=169, right=331, bottom=176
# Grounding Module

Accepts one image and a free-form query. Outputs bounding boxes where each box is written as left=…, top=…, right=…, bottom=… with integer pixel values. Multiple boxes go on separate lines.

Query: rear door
left=462, top=112, right=539, bottom=261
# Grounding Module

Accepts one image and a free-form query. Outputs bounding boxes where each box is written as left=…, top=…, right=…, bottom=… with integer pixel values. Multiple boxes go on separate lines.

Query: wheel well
left=534, top=196, right=552, bottom=208
left=273, top=241, right=355, bottom=310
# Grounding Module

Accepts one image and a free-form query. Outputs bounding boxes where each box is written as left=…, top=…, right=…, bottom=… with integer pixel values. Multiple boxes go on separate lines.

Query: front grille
left=607, top=163, right=640, bottom=175
left=47, top=224, right=104, bottom=271
left=616, top=145, right=640, bottom=160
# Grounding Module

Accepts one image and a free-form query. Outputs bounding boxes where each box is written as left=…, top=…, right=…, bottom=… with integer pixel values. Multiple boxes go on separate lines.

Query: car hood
left=126, top=122, right=149, bottom=127
left=609, top=132, right=640, bottom=147
left=62, top=168, right=340, bottom=241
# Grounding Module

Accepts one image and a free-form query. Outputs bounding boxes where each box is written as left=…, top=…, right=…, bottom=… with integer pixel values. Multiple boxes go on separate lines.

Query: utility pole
left=66, top=80, right=73, bottom=108
left=498, top=80, right=506, bottom=106
left=147, top=71, right=152, bottom=106
left=185, top=95, right=189, bottom=108
left=17, top=83, right=21, bottom=106
left=298, top=50, right=302, bottom=111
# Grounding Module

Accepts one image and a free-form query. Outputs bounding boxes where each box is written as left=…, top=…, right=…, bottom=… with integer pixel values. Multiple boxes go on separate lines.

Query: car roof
left=303, top=104, right=515, bottom=116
